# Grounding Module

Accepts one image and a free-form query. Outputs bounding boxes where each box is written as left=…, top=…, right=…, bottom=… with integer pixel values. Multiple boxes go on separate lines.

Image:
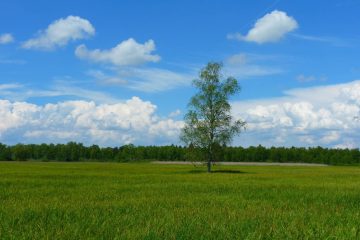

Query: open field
left=0, top=162, right=360, bottom=239
left=152, top=161, right=329, bottom=166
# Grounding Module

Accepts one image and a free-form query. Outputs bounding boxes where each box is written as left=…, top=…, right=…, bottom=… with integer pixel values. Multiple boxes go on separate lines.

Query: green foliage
left=0, top=143, right=11, bottom=161
left=0, top=142, right=360, bottom=165
left=1, top=162, right=360, bottom=239
left=12, top=144, right=30, bottom=161
left=181, top=62, right=245, bottom=170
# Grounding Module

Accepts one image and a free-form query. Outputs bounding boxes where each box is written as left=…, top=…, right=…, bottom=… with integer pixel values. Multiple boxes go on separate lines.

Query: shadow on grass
left=188, top=169, right=249, bottom=174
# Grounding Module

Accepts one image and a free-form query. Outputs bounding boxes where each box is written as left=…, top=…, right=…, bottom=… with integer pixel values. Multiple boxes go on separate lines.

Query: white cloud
left=224, top=53, right=283, bottom=78
left=292, top=34, right=350, bottom=47
left=88, top=67, right=193, bottom=92
left=224, top=65, right=282, bottom=79
left=296, top=74, right=327, bottom=83
left=226, top=54, right=248, bottom=65
left=169, top=109, right=181, bottom=118
left=53, top=82, right=120, bottom=103
left=0, top=97, right=183, bottom=146
left=119, top=67, right=193, bottom=92
left=0, top=83, right=22, bottom=90
left=76, top=38, right=194, bottom=92
left=87, top=52, right=280, bottom=93
left=320, top=131, right=340, bottom=144
left=75, top=38, right=160, bottom=66
left=22, top=16, right=95, bottom=50
left=232, top=80, right=360, bottom=148
left=228, top=10, right=298, bottom=44
left=87, top=70, right=128, bottom=86
left=0, top=59, right=26, bottom=65
left=0, top=33, right=14, bottom=44
left=4, top=80, right=360, bottom=148
left=296, top=74, right=316, bottom=83
left=0, top=81, right=120, bottom=103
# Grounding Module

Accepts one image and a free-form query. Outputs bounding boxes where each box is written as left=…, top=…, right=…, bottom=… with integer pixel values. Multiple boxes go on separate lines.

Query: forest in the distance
left=0, top=142, right=359, bottom=165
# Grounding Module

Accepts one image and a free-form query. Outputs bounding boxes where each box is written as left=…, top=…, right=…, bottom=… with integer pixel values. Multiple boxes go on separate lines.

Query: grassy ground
left=0, top=162, right=359, bottom=239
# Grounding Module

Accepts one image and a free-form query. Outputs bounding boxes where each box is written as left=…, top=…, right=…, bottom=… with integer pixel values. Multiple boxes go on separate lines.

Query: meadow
left=0, top=162, right=359, bottom=239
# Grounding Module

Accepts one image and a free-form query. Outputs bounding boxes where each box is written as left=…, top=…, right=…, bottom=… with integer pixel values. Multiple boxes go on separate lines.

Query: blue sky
left=1, top=0, right=360, bottom=147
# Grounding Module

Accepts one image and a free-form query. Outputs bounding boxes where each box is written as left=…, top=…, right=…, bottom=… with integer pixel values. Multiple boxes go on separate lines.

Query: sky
left=1, top=0, right=360, bottom=148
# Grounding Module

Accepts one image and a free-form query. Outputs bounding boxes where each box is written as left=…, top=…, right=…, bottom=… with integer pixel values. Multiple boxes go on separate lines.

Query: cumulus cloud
left=0, top=97, right=183, bottom=146
left=75, top=38, right=193, bottom=92
left=22, top=16, right=95, bottom=50
left=3, top=81, right=360, bottom=148
left=232, top=80, right=360, bottom=148
left=0, top=33, right=14, bottom=44
left=75, top=38, right=160, bottom=66
left=228, top=10, right=298, bottom=44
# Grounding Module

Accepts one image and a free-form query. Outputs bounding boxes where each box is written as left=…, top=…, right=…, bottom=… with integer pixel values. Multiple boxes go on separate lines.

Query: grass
left=0, top=162, right=360, bottom=239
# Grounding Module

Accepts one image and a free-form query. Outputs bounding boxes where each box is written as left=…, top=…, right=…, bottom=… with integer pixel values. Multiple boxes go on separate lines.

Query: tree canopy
left=181, top=62, right=246, bottom=172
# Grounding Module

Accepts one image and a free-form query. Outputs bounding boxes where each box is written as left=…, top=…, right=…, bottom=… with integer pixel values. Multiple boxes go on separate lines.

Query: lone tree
left=181, top=62, right=246, bottom=172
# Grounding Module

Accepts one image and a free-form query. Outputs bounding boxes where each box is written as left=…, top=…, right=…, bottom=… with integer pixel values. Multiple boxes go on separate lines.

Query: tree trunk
left=207, top=160, right=211, bottom=173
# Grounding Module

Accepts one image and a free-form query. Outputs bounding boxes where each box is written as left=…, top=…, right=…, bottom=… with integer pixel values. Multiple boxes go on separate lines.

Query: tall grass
left=0, top=162, right=359, bottom=239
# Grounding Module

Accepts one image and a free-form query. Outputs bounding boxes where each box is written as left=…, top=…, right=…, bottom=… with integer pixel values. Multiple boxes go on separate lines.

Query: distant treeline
left=0, top=142, right=359, bottom=165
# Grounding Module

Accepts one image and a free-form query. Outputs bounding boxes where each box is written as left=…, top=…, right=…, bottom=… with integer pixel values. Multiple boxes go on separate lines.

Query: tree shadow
left=188, top=169, right=249, bottom=174
left=212, top=170, right=246, bottom=174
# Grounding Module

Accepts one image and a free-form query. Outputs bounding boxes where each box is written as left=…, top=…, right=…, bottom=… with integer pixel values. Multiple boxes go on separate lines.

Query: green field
left=0, top=162, right=359, bottom=239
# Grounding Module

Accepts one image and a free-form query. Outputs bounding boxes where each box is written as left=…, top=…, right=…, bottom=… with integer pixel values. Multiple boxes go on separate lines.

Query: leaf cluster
left=181, top=62, right=246, bottom=160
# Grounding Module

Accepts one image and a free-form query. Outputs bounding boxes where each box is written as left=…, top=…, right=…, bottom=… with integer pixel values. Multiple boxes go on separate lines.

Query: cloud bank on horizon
left=233, top=80, right=360, bottom=149
left=1, top=2, right=359, bottom=148
left=0, top=97, right=183, bottom=146
left=1, top=80, right=360, bottom=148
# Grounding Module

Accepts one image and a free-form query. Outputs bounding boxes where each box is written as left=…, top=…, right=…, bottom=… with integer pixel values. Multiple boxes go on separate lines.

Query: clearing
left=0, top=162, right=359, bottom=239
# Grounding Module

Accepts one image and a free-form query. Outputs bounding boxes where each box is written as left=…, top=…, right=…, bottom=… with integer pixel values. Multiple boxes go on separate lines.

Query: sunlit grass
left=0, top=162, right=359, bottom=239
